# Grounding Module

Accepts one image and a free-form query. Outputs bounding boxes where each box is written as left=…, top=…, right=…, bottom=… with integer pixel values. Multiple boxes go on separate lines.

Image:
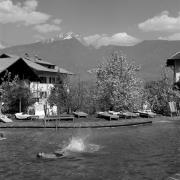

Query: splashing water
left=61, top=136, right=100, bottom=153
left=64, top=137, right=85, bottom=152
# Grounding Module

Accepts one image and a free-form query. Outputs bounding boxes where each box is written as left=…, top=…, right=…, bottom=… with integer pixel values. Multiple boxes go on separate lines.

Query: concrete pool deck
left=0, top=116, right=179, bottom=129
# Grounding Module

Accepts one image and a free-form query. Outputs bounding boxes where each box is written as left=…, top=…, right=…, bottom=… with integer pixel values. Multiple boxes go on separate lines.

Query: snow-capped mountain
left=41, top=32, right=81, bottom=43
left=40, top=32, right=89, bottom=47
left=1, top=37, right=180, bottom=81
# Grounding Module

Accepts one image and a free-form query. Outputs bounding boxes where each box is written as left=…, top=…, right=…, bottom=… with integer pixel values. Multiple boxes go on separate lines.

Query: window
left=40, top=91, right=47, bottom=98
left=49, top=77, right=56, bottom=84
left=40, top=76, right=47, bottom=83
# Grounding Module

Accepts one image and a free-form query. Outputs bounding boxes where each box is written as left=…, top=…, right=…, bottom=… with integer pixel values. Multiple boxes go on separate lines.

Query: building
left=0, top=53, right=74, bottom=104
left=166, top=52, right=180, bottom=87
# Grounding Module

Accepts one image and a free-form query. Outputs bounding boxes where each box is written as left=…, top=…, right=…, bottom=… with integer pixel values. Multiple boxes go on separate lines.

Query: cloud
left=83, top=32, right=140, bottom=48
left=33, top=34, right=46, bottom=41
left=23, top=0, right=38, bottom=11
left=34, top=23, right=61, bottom=33
left=53, top=19, right=62, bottom=25
left=158, top=33, right=180, bottom=40
left=139, top=11, right=180, bottom=32
left=0, top=42, right=5, bottom=49
left=0, top=0, right=50, bottom=25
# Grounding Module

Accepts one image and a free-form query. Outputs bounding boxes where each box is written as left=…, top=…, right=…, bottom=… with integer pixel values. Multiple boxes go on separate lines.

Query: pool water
left=1, top=121, right=180, bottom=180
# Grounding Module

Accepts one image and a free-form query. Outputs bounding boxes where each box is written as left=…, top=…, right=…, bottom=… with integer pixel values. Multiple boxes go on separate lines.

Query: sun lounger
left=15, top=112, right=32, bottom=120
left=0, top=115, right=13, bottom=123
left=15, top=113, right=39, bottom=120
left=45, top=115, right=74, bottom=121
left=121, top=111, right=139, bottom=119
left=97, top=111, right=119, bottom=120
left=108, top=111, right=121, bottom=115
left=108, top=110, right=139, bottom=119
left=73, top=111, right=88, bottom=118
left=138, top=110, right=156, bottom=118
left=43, top=115, right=74, bottom=127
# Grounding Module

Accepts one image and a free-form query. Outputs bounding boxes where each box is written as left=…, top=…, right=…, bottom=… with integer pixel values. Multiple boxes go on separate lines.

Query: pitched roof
left=24, top=59, right=57, bottom=73
left=0, top=56, right=19, bottom=73
left=166, top=52, right=180, bottom=66
left=24, top=56, right=55, bottom=66
left=55, top=66, right=74, bottom=75
left=168, top=52, right=180, bottom=60
left=0, top=53, right=74, bottom=74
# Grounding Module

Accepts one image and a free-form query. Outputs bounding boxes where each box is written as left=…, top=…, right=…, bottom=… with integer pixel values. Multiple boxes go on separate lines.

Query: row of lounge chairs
left=97, top=110, right=157, bottom=120
left=14, top=111, right=88, bottom=121
left=13, top=101, right=179, bottom=121
left=14, top=109, right=156, bottom=121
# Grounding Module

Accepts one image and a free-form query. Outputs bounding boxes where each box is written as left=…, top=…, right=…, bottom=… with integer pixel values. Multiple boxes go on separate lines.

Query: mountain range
left=0, top=34, right=180, bottom=82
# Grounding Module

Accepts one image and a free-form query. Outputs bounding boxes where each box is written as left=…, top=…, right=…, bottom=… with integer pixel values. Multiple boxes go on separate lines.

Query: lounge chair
left=45, top=114, right=74, bottom=121
left=15, top=112, right=39, bottom=120
left=137, top=101, right=156, bottom=118
left=108, top=111, right=121, bottom=116
left=73, top=111, right=88, bottom=118
left=97, top=111, right=119, bottom=121
left=0, top=114, right=13, bottom=123
left=108, top=110, right=139, bottom=119
left=15, top=112, right=32, bottom=120
left=137, top=110, right=156, bottom=118
left=43, top=114, right=74, bottom=128
left=0, top=102, right=13, bottom=123
left=121, top=111, right=139, bottom=119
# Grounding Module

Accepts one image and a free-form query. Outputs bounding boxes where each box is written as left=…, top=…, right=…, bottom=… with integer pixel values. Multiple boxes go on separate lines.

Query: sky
left=1, top=0, right=180, bottom=47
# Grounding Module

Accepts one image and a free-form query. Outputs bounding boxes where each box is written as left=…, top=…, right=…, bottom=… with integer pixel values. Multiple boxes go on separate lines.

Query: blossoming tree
left=96, top=51, right=144, bottom=112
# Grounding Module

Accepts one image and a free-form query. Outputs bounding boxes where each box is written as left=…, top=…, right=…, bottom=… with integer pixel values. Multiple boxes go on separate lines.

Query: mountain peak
left=58, top=32, right=81, bottom=40
left=2, top=39, right=180, bottom=81
left=41, top=32, right=82, bottom=44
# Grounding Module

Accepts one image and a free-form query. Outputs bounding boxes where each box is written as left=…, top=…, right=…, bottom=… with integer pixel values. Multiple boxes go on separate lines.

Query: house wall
left=30, top=72, right=59, bottom=101
left=30, top=73, right=67, bottom=101
left=30, top=82, right=54, bottom=100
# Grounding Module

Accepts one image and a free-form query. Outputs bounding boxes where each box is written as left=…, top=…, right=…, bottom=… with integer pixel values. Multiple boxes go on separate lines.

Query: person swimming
left=37, top=151, right=65, bottom=159
left=0, top=133, right=6, bottom=140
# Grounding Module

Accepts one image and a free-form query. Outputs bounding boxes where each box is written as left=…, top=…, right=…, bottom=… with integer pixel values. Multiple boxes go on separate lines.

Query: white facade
left=30, top=82, right=54, bottom=99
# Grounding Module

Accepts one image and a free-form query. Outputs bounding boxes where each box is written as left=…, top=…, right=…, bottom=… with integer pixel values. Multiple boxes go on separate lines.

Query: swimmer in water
left=0, top=133, right=6, bottom=140
left=37, top=150, right=65, bottom=159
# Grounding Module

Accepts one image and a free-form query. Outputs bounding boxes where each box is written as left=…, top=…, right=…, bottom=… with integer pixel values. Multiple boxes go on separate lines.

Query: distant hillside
left=1, top=38, right=180, bottom=81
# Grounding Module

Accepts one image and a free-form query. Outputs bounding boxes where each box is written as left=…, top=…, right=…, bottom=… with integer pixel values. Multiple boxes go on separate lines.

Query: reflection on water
left=0, top=121, right=180, bottom=179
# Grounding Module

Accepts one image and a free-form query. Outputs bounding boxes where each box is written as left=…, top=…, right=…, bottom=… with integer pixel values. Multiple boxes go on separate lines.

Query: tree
left=144, top=66, right=180, bottom=115
left=70, top=80, right=97, bottom=114
left=0, top=72, right=34, bottom=113
left=48, top=74, right=70, bottom=114
left=95, top=51, right=144, bottom=111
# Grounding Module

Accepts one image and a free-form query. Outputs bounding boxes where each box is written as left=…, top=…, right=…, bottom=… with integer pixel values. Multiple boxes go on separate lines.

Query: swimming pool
left=0, top=121, right=180, bottom=180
